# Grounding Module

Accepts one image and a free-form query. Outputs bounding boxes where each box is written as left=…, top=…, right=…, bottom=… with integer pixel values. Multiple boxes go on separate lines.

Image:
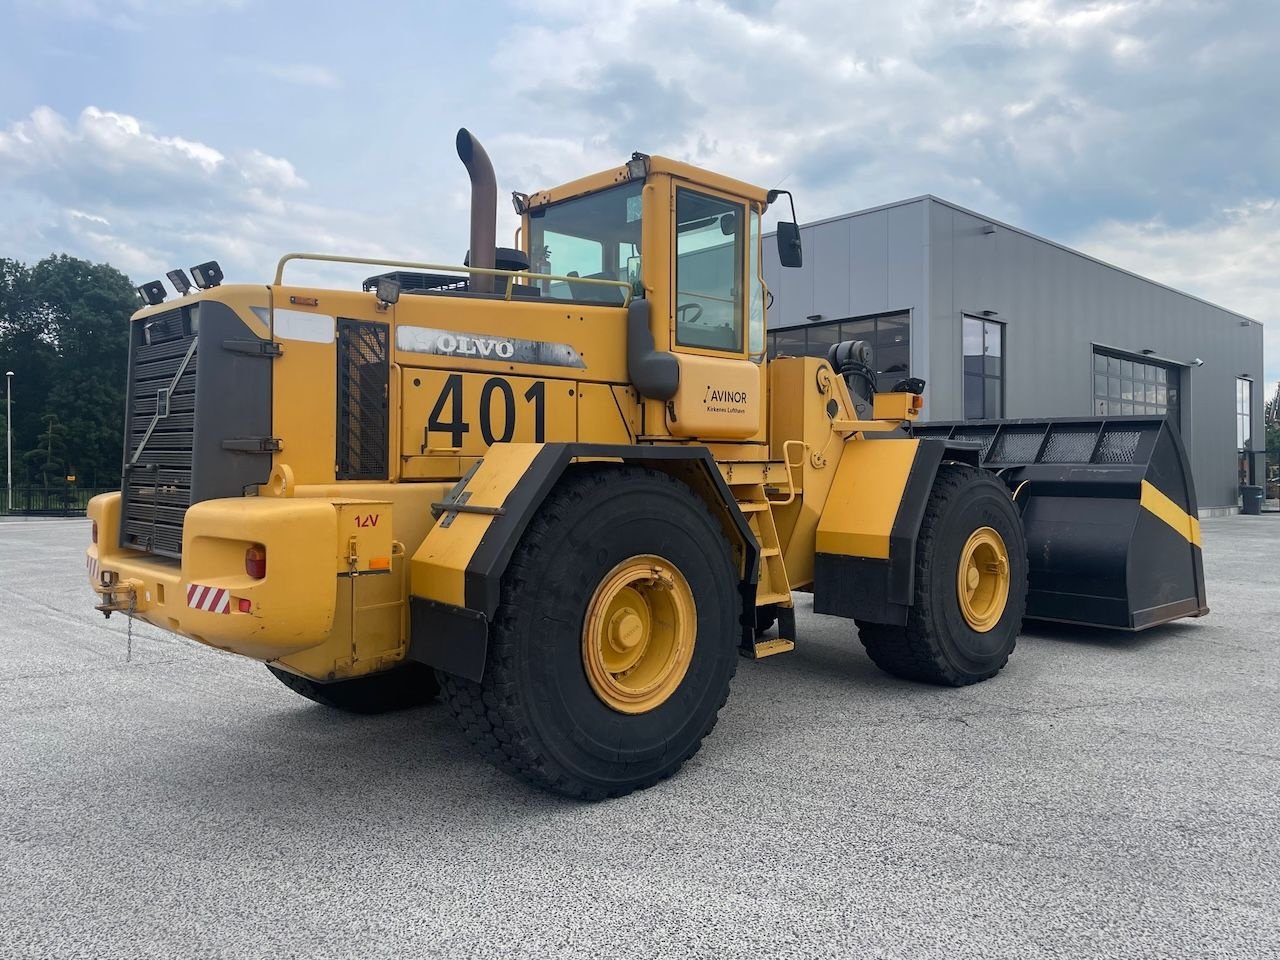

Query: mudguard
left=813, top=436, right=980, bottom=626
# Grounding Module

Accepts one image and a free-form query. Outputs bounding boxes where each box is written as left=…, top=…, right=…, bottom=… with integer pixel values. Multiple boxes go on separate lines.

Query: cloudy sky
left=1, top=0, right=1276, bottom=395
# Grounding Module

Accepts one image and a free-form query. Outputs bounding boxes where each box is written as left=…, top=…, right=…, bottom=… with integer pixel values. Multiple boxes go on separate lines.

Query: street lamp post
left=5, top=371, right=12, bottom=514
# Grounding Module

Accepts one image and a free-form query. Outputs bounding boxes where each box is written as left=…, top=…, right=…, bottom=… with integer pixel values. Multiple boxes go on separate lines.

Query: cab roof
left=528, top=155, right=770, bottom=210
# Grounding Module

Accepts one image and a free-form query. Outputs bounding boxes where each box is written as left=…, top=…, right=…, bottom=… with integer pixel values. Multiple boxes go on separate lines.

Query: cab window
left=675, top=189, right=744, bottom=352
left=527, top=181, right=641, bottom=304
left=748, top=207, right=765, bottom=360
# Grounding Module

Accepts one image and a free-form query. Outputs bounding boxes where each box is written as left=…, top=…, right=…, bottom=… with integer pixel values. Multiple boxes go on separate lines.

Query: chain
left=125, top=588, right=136, bottom=662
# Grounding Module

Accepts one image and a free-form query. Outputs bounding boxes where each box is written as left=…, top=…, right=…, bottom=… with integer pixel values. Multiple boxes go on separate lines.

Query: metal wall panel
left=764, top=197, right=1264, bottom=509
left=809, top=219, right=853, bottom=322
left=929, top=200, right=1264, bottom=509
left=847, top=211, right=893, bottom=315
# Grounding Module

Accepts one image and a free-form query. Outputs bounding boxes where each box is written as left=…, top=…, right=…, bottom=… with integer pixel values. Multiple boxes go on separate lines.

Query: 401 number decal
left=422, top=374, right=546, bottom=451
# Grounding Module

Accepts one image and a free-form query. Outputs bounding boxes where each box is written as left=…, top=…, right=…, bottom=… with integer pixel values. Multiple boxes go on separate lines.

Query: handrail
left=273, top=252, right=632, bottom=305
left=768, top=439, right=807, bottom=506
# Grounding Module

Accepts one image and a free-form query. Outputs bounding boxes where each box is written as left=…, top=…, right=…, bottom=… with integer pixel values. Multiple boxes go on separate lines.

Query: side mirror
left=776, top=222, right=803, bottom=268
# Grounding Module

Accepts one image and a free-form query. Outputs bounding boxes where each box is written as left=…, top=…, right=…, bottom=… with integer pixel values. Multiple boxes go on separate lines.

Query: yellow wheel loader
left=87, top=130, right=1208, bottom=799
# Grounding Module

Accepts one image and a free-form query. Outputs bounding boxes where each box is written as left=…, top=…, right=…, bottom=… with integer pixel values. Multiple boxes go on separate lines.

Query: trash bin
left=1241, top=485, right=1263, bottom=515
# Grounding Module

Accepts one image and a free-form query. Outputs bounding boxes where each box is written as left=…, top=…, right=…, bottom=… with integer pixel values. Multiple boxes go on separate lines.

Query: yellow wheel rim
left=582, top=555, right=696, bottom=715
left=956, top=526, right=1010, bottom=633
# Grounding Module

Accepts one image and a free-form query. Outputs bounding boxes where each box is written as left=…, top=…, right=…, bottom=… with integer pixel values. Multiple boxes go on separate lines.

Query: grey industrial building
left=763, top=196, right=1265, bottom=513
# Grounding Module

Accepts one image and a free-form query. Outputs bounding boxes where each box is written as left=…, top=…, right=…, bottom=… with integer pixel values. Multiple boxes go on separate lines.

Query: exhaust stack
left=456, top=128, right=497, bottom=295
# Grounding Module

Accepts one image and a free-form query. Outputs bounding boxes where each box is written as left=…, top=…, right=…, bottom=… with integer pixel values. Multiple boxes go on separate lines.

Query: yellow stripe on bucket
left=1140, top=480, right=1202, bottom=547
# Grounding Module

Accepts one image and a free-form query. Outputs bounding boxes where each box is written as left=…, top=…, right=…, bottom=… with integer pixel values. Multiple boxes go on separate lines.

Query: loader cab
left=522, top=155, right=795, bottom=443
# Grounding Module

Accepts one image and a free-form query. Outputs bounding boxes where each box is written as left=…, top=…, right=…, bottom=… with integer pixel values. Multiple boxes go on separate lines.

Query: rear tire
left=438, top=466, right=740, bottom=800
left=266, top=662, right=439, bottom=714
left=857, top=463, right=1027, bottom=686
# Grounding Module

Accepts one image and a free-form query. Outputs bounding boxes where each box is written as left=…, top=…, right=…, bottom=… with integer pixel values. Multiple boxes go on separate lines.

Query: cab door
left=665, top=182, right=763, bottom=440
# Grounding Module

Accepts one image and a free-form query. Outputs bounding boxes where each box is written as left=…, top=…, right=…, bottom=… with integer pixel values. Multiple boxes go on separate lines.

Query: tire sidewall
left=926, top=477, right=1027, bottom=674
left=502, top=472, right=738, bottom=788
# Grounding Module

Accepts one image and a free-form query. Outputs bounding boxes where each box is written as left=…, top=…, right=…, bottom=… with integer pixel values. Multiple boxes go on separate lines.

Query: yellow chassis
left=87, top=488, right=401, bottom=669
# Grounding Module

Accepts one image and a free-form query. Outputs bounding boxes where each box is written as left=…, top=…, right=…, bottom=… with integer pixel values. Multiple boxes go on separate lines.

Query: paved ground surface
left=2, top=516, right=1278, bottom=959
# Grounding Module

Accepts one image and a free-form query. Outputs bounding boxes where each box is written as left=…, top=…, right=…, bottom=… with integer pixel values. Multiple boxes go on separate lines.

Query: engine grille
left=336, top=318, right=389, bottom=481
left=120, top=310, right=198, bottom=559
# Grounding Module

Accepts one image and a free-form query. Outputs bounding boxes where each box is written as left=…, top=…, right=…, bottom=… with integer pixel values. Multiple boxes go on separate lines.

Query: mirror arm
left=768, top=188, right=803, bottom=268
left=767, top=188, right=800, bottom=225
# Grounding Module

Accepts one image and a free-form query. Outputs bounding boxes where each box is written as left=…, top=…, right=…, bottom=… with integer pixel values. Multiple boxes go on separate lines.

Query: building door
left=1092, top=349, right=1180, bottom=428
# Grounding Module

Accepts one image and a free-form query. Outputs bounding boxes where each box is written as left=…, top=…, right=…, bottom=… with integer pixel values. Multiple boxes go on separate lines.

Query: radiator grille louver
left=336, top=318, right=389, bottom=481
left=120, top=314, right=197, bottom=559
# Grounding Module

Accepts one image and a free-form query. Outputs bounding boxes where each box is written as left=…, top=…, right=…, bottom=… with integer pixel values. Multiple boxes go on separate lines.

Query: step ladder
left=733, top=483, right=795, bottom=660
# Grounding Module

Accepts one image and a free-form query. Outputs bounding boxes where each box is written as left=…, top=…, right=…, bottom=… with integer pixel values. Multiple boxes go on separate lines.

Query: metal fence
left=0, top=486, right=115, bottom=518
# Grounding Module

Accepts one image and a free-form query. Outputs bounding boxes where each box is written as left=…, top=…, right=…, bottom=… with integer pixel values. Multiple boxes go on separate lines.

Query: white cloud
left=499, top=0, right=1276, bottom=232
left=67, top=209, right=110, bottom=226
left=237, top=149, right=307, bottom=190
left=259, top=63, right=342, bottom=89
left=0, top=106, right=309, bottom=201
left=0, top=106, right=407, bottom=286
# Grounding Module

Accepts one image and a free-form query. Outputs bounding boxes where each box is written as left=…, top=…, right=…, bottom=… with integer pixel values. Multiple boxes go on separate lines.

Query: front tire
left=438, top=466, right=740, bottom=800
left=857, top=464, right=1027, bottom=686
left=266, top=662, right=439, bottom=714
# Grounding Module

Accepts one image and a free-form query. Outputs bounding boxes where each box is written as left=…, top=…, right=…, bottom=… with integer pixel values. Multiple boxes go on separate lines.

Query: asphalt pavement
left=2, top=515, right=1278, bottom=959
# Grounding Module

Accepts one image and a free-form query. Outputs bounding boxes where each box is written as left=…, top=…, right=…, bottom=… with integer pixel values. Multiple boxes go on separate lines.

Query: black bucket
left=913, top=417, right=1209, bottom=631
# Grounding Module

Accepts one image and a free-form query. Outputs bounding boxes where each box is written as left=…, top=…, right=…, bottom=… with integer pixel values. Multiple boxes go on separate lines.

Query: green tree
left=1266, top=383, right=1279, bottom=490
left=0, top=255, right=136, bottom=487
left=24, top=413, right=68, bottom=486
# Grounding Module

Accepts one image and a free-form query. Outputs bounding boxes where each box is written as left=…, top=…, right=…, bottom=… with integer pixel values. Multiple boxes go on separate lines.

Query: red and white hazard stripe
left=186, top=584, right=231, bottom=614
left=86, top=554, right=99, bottom=581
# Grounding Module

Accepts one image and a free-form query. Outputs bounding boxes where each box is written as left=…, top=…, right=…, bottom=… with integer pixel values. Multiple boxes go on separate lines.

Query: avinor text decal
left=704, top=384, right=750, bottom=415
left=396, top=325, right=586, bottom=369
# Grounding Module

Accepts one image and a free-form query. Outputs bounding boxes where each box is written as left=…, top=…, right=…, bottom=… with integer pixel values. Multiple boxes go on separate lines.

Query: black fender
left=814, top=436, right=982, bottom=626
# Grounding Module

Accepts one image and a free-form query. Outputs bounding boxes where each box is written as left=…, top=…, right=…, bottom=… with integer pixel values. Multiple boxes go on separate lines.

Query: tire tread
left=266, top=662, right=438, bottom=714
left=857, top=463, right=1024, bottom=686
left=438, top=466, right=738, bottom=800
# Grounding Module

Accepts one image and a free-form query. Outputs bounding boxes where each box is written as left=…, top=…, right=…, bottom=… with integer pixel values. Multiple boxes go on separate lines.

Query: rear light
left=91, top=521, right=98, bottom=544
left=245, top=544, right=267, bottom=579
left=237, top=598, right=252, bottom=613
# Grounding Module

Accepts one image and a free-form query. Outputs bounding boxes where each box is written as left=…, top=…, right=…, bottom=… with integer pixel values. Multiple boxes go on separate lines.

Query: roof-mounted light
left=512, top=191, right=531, bottom=215
left=136, top=281, right=167, bottom=306
left=166, top=268, right=193, bottom=296
left=190, top=260, right=224, bottom=289
left=374, top=276, right=401, bottom=305
left=626, top=152, right=650, bottom=180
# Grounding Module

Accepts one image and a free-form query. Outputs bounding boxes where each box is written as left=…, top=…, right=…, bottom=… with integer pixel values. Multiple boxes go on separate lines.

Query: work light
left=166, top=268, right=193, bottom=295
left=190, top=260, right=224, bottom=289
left=375, top=276, right=401, bottom=305
left=626, top=152, right=650, bottom=180
left=136, top=281, right=167, bottom=306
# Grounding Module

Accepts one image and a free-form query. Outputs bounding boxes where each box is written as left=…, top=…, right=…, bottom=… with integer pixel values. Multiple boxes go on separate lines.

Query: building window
left=963, top=316, right=1003, bottom=419
left=1092, top=349, right=1179, bottom=422
left=1237, top=377, right=1252, bottom=449
left=766, top=312, right=910, bottom=380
